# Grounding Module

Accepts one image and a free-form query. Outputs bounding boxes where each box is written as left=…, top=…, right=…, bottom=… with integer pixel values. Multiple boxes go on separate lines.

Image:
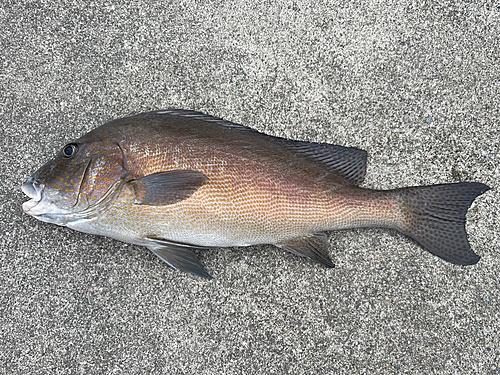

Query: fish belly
left=71, top=184, right=401, bottom=248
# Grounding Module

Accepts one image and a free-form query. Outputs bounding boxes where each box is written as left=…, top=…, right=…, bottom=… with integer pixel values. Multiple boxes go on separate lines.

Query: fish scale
left=21, top=110, right=490, bottom=279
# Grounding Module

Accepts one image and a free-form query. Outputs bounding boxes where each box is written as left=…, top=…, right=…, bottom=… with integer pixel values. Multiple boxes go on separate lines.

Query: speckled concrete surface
left=1, top=1, right=499, bottom=374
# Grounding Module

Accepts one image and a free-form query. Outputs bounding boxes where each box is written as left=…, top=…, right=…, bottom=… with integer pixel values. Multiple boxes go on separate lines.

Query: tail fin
left=397, top=182, right=490, bottom=265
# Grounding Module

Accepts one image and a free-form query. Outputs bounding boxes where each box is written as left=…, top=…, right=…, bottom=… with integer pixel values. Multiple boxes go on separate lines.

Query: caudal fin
left=397, top=182, right=490, bottom=265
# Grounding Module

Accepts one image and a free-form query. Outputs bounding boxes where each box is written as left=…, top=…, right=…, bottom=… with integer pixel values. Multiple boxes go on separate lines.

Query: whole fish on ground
left=21, top=110, right=490, bottom=279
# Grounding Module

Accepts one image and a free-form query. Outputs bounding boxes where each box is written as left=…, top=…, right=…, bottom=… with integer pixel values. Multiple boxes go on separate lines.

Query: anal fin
left=277, top=233, right=334, bottom=268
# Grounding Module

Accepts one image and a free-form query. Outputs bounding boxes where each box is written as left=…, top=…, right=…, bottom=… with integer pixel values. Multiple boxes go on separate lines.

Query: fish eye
left=62, top=143, right=78, bottom=159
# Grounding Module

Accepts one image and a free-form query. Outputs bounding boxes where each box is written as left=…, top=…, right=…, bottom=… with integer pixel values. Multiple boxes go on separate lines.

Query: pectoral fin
left=130, top=170, right=208, bottom=206
left=277, top=233, right=335, bottom=268
left=146, top=236, right=213, bottom=279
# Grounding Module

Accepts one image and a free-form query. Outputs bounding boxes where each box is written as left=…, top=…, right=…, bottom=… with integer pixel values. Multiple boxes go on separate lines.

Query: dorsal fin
left=150, top=110, right=367, bottom=185
left=151, top=109, right=254, bottom=130
left=283, top=141, right=367, bottom=185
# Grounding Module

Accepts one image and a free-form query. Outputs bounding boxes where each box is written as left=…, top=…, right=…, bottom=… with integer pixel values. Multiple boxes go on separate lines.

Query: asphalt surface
left=1, top=1, right=499, bottom=374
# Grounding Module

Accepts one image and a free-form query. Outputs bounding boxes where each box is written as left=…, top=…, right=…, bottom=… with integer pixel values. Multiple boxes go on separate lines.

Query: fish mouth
left=21, top=177, right=45, bottom=214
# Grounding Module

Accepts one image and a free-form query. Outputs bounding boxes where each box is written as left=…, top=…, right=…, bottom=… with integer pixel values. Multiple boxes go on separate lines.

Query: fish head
left=21, top=139, right=127, bottom=226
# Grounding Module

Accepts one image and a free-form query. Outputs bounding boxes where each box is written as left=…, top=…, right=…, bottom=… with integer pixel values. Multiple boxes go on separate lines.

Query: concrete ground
left=1, top=1, right=499, bottom=373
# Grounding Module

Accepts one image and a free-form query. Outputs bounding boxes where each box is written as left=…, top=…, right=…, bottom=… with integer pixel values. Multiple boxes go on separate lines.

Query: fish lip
left=21, top=178, right=45, bottom=214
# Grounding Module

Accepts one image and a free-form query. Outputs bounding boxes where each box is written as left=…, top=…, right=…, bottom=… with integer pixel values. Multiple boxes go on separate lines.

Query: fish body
left=22, top=110, right=490, bottom=278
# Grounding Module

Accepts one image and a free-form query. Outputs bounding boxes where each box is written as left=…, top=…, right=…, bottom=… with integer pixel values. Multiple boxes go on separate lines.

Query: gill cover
left=76, top=142, right=128, bottom=210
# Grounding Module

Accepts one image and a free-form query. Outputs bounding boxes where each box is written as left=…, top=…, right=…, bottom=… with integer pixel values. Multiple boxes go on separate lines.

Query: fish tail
left=394, top=182, right=490, bottom=265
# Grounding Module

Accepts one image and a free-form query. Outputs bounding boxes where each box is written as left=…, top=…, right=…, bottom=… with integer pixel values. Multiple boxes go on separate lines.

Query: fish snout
left=21, top=177, right=45, bottom=213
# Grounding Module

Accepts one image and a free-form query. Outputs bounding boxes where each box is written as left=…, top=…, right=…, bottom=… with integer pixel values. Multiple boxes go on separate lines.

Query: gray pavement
left=1, top=1, right=499, bottom=373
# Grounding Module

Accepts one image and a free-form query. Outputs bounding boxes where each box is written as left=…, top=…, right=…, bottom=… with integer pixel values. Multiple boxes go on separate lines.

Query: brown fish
left=21, top=110, right=490, bottom=279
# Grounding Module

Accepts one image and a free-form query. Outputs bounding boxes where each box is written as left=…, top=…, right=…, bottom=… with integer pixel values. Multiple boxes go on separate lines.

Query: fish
left=21, top=110, right=490, bottom=279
